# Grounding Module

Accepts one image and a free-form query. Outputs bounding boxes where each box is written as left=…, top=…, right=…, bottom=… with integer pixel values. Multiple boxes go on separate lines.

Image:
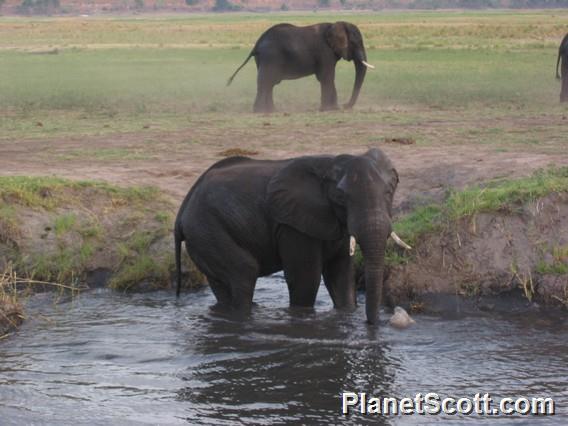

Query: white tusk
left=390, top=231, right=412, bottom=250
left=361, top=60, right=375, bottom=69
left=349, top=236, right=356, bottom=256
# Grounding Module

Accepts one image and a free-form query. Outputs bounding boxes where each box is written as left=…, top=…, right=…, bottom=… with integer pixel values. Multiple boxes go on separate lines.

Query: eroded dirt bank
left=385, top=193, right=568, bottom=313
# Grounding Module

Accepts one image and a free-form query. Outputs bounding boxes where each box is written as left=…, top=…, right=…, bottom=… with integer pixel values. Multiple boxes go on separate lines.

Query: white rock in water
left=389, top=306, right=416, bottom=329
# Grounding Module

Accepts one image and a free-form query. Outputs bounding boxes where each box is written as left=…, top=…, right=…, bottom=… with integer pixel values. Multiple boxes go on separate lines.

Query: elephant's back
left=182, top=158, right=289, bottom=257
left=255, top=23, right=323, bottom=57
left=195, top=158, right=286, bottom=218
left=260, top=23, right=297, bottom=38
left=199, top=157, right=289, bottom=191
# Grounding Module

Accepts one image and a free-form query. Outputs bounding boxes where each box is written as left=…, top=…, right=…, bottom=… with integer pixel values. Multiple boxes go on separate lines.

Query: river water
left=0, top=274, right=566, bottom=425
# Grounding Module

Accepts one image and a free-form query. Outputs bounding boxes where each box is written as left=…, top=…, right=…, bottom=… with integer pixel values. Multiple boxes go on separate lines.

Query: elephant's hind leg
left=254, top=66, right=277, bottom=113
left=561, top=57, right=568, bottom=103
left=213, top=248, right=259, bottom=311
left=208, top=278, right=232, bottom=307
left=277, top=225, right=323, bottom=307
left=188, top=235, right=258, bottom=311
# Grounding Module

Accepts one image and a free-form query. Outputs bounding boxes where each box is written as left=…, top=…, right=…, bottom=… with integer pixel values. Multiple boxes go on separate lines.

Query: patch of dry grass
left=0, top=265, right=25, bottom=338
left=218, top=148, right=259, bottom=157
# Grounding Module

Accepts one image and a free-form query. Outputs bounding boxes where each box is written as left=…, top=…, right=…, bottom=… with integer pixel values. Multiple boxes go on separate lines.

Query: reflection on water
left=0, top=274, right=566, bottom=425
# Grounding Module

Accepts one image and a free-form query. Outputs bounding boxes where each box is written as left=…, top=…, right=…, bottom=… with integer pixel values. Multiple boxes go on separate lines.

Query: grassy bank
left=0, top=176, right=204, bottom=290
left=391, top=166, right=568, bottom=250
left=374, top=167, right=568, bottom=308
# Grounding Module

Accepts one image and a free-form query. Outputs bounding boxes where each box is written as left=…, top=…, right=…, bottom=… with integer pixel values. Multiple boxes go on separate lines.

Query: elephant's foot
left=208, top=302, right=234, bottom=319
left=209, top=302, right=253, bottom=321
left=319, top=103, right=339, bottom=112
left=286, top=305, right=316, bottom=319
left=253, top=98, right=276, bottom=113
left=253, top=105, right=275, bottom=114
left=333, top=301, right=357, bottom=311
left=209, top=302, right=232, bottom=313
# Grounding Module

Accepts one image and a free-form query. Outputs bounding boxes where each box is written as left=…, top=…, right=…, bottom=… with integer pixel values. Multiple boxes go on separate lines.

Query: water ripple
left=0, top=277, right=566, bottom=424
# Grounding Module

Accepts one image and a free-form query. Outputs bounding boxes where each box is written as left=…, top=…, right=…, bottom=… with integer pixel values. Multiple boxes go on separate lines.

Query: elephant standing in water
left=175, top=148, right=411, bottom=324
left=227, top=21, right=375, bottom=113
left=556, top=32, right=568, bottom=102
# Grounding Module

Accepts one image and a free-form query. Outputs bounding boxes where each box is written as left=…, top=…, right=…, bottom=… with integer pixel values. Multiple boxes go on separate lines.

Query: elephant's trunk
left=345, top=50, right=368, bottom=109
left=352, top=214, right=389, bottom=324
left=360, top=237, right=387, bottom=325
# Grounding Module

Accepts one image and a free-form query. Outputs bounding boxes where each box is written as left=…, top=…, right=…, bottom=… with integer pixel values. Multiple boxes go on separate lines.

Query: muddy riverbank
left=385, top=191, right=568, bottom=312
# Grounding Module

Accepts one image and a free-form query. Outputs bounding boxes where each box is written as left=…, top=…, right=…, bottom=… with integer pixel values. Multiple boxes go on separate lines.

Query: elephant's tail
left=557, top=50, right=562, bottom=80
left=227, top=49, right=255, bottom=86
left=175, top=219, right=183, bottom=298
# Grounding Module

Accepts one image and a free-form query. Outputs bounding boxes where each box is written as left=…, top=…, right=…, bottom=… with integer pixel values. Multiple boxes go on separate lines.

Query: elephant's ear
left=365, top=148, right=399, bottom=193
left=267, top=157, right=343, bottom=241
left=325, top=22, right=349, bottom=60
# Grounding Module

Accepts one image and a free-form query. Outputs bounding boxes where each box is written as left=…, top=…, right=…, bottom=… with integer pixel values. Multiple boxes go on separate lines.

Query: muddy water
left=0, top=274, right=566, bottom=425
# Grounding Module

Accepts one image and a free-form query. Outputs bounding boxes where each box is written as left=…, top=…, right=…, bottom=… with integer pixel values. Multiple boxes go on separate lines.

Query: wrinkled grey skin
left=557, top=32, right=568, bottom=103
left=227, top=21, right=370, bottom=113
left=175, top=148, right=399, bottom=324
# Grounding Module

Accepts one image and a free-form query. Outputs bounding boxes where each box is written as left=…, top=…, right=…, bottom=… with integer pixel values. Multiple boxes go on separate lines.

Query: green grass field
left=0, top=10, right=567, bottom=141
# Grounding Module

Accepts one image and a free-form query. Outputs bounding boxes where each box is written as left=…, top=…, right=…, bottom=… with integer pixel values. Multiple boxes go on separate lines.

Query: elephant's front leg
left=323, top=251, right=356, bottom=310
left=277, top=225, right=323, bottom=307
left=561, top=59, right=568, bottom=103
left=317, top=68, right=339, bottom=111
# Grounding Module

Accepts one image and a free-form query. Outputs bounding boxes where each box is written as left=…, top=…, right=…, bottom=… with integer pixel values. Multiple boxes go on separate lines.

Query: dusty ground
left=1, top=112, right=567, bottom=214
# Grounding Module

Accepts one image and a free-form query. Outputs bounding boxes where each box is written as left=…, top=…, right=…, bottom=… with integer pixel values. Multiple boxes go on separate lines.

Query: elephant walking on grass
left=175, top=148, right=410, bottom=324
left=556, top=32, right=568, bottom=103
left=227, top=21, right=375, bottom=113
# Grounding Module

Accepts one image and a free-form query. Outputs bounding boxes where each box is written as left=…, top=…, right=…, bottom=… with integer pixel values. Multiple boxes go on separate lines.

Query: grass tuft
left=110, top=254, right=171, bottom=291
left=536, top=245, right=568, bottom=275
left=0, top=205, right=21, bottom=243
left=54, top=213, right=77, bottom=236
left=0, top=265, right=24, bottom=337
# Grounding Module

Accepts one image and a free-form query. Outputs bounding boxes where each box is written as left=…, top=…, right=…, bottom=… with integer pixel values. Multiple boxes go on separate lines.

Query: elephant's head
left=325, top=21, right=374, bottom=109
left=267, top=148, right=409, bottom=324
